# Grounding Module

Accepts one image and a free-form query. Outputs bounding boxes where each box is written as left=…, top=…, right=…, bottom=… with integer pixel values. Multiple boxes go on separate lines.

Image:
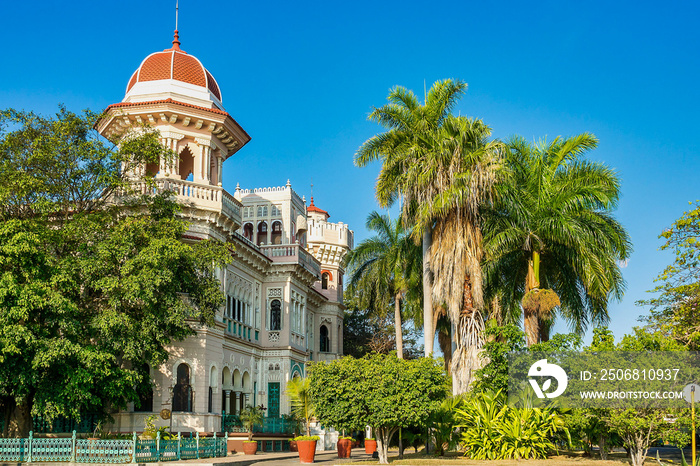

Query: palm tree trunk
left=451, top=275, right=485, bottom=395
left=423, top=229, right=434, bottom=357
left=395, top=293, right=403, bottom=359
left=524, top=252, right=540, bottom=346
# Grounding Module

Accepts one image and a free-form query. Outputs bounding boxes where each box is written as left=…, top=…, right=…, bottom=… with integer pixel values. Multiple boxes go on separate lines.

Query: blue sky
left=2, top=0, right=699, bottom=346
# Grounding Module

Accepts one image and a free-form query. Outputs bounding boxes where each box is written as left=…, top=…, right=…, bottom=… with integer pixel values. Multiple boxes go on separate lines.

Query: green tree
left=483, top=134, right=631, bottom=346
left=641, top=202, right=700, bottom=349
left=344, top=212, right=421, bottom=358
left=307, top=354, right=447, bottom=464
left=356, top=79, right=468, bottom=358
left=0, top=107, right=230, bottom=437
left=583, top=327, right=688, bottom=466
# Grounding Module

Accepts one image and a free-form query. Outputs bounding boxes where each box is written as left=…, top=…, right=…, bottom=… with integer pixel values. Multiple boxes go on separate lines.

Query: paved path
left=2, top=449, right=375, bottom=466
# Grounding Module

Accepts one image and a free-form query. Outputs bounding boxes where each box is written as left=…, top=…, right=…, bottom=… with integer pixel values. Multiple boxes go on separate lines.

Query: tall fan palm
left=412, top=115, right=503, bottom=394
left=356, top=79, right=467, bottom=357
left=344, top=212, right=421, bottom=358
left=483, top=134, right=631, bottom=346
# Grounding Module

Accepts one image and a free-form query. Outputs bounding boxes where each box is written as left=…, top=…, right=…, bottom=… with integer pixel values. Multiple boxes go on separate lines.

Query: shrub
left=456, top=390, right=569, bottom=459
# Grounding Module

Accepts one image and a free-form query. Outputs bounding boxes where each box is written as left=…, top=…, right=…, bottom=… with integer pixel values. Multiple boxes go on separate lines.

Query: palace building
left=96, top=31, right=352, bottom=441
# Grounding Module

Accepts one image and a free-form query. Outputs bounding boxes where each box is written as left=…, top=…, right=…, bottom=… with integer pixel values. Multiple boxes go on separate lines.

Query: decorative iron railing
left=0, top=431, right=227, bottom=463
left=221, top=415, right=295, bottom=435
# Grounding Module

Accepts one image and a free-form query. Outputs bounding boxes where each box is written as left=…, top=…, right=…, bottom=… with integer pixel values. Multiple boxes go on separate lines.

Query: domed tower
left=306, top=197, right=353, bottom=360
left=96, top=31, right=250, bottom=237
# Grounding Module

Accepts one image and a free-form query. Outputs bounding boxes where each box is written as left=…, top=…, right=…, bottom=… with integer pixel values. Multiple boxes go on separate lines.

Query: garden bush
left=456, top=390, right=570, bottom=459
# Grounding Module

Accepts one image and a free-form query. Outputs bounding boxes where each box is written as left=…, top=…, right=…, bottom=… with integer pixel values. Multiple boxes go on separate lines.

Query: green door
left=268, top=382, right=280, bottom=417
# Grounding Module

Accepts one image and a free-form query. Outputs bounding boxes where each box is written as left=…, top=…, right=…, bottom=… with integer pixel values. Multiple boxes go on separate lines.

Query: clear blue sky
left=2, top=1, right=699, bottom=346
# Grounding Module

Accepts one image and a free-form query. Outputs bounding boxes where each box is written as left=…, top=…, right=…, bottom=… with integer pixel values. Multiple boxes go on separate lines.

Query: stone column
left=225, top=390, right=231, bottom=414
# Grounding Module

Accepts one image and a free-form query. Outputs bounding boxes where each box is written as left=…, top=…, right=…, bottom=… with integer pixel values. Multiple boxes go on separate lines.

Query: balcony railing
left=126, top=178, right=242, bottom=226
left=221, top=415, right=296, bottom=434
left=259, top=244, right=321, bottom=278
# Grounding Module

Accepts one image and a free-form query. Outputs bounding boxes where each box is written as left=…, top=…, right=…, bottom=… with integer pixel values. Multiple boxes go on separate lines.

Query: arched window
left=270, top=299, right=281, bottom=330
left=321, top=273, right=329, bottom=290
left=320, top=325, right=330, bottom=352
left=271, top=221, right=283, bottom=245
left=178, top=146, right=194, bottom=180
left=243, top=223, right=253, bottom=241
left=172, top=363, right=193, bottom=412
left=257, top=222, right=268, bottom=246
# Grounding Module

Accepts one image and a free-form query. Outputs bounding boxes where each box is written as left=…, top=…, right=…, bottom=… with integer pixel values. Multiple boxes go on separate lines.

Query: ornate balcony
left=127, top=178, right=242, bottom=229
left=259, top=244, right=321, bottom=278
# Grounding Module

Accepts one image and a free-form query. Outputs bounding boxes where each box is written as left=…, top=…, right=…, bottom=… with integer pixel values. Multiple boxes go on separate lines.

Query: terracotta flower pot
left=289, top=440, right=298, bottom=452
left=242, top=441, right=258, bottom=455
left=297, top=439, right=317, bottom=463
left=365, top=439, right=377, bottom=454
left=337, top=438, right=352, bottom=458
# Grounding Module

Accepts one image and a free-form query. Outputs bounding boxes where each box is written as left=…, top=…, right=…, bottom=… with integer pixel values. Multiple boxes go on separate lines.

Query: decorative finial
left=310, top=196, right=315, bottom=207
left=286, top=179, right=291, bottom=188
left=302, top=195, right=306, bottom=203
left=171, top=1, right=181, bottom=51
left=172, top=30, right=181, bottom=50
left=235, top=182, right=240, bottom=191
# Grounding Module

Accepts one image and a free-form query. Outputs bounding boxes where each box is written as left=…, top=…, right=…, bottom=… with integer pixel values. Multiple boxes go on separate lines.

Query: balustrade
left=120, top=178, right=241, bottom=224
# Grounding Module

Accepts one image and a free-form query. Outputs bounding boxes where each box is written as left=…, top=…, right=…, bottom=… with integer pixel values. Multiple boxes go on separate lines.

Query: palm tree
left=356, top=79, right=467, bottom=358
left=411, top=115, right=503, bottom=394
left=483, top=134, right=631, bottom=346
left=239, top=405, right=264, bottom=442
left=344, top=212, right=421, bottom=358
left=286, top=377, right=315, bottom=437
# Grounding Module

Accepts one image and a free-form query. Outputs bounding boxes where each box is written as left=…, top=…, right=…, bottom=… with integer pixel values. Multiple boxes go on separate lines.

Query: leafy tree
left=483, top=135, right=631, bottom=345
left=307, top=353, right=447, bottom=464
left=355, top=79, right=468, bottom=358
left=582, top=327, right=689, bottom=466
left=641, top=202, right=700, bottom=349
left=0, top=107, right=230, bottom=436
left=344, top=212, right=421, bottom=358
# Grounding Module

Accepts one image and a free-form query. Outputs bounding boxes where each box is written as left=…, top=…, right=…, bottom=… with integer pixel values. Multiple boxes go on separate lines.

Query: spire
left=171, top=1, right=181, bottom=51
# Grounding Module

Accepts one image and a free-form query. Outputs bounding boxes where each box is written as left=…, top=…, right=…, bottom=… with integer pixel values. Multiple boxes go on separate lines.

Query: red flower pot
left=242, top=441, right=258, bottom=455
left=337, top=438, right=352, bottom=458
left=297, top=439, right=317, bottom=463
left=365, top=439, right=377, bottom=454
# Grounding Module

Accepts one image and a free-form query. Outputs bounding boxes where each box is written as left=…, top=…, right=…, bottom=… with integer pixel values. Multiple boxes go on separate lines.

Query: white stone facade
left=99, top=36, right=353, bottom=435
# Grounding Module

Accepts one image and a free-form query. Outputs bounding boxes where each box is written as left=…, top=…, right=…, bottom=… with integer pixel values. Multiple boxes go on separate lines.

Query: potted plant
left=286, top=377, right=317, bottom=463
left=365, top=437, right=377, bottom=454
left=239, top=405, right=264, bottom=455
left=337, top=436, right=353, bottom=458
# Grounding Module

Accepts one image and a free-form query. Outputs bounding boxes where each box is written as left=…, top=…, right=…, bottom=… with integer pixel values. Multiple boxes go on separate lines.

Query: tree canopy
left=0, top=107, right=231, bottom=436
left=641, top=202, right=700, bottom=349
left=307, top=353, right=447, bottom=464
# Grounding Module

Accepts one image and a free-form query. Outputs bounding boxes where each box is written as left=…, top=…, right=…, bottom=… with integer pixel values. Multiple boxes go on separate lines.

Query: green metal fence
left=221, top=415, right=295, bottom=434
left=0, top=431, right=227, bottom=463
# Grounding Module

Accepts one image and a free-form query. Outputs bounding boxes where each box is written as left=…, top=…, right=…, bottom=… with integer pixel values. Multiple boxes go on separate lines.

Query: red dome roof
left=307, top=197, right=329, bottom=217
left=126, top=31, right=221, bottom=101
